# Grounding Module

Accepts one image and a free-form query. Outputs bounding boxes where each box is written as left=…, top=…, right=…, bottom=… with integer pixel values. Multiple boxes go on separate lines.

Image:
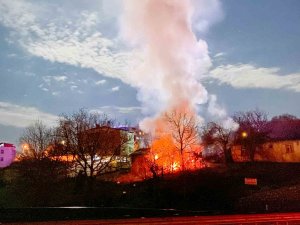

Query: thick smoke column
left=121, top=0, right=222, bottom=132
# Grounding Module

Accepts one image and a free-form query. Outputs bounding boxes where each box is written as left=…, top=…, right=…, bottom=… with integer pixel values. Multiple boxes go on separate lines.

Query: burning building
left=119, top=0, right=227, bottom=177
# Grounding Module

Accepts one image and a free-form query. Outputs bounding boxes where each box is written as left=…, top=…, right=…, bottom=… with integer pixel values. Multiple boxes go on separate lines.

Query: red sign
left=244, top=178, right=257, bottom=185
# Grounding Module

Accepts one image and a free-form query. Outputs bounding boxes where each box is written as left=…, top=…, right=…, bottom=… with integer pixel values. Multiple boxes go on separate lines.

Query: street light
left=241, top=131, right=248, bottom=159
left=241, top=131, right=248, bottom=138
left=22, top=143, right=29, bottom=150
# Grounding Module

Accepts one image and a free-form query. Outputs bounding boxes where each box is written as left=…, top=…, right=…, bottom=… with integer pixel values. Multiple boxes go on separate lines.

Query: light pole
left=241, top=131, right=248, bottom=160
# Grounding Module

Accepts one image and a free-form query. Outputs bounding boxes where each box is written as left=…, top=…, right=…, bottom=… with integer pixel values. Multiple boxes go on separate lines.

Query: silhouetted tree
left=233, top=110, right=270, bottom=161
left=201, top=122, right=235, bottom=164
left=19, top=120, right=55, bottom=160
left=14, top=121, right=69, bottom=206
left=269, top=114, right=300, bottom=140
left=271, top=114, right=298, bottom=121
left=165, top=110, right=200, bottom=170
left=57, top=109, right=132, bottom=178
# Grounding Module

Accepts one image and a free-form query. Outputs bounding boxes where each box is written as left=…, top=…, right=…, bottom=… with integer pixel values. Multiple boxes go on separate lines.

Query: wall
left=232, top=140, right=300, bottom=162
left=0, top=144, right=16, bottom=168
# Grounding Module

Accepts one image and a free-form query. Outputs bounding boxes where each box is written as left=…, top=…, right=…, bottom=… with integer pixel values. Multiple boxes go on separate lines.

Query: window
left=286, top=144, right=294, bottom=154
left=241, top=147, right=247, bottom=157
left=269, top=144, right=273, bottom=149
left=0, top=157, right=3, bottom=161
left=0, top=149, right=4, bottom=154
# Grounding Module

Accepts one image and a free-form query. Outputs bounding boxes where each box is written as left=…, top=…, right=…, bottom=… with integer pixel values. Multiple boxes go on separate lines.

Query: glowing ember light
left=171, top=162, right=179, bottom=171
left=61, top=140, right=66, bottom=145
left=22, top=143, right=29, bottom=150
left=115, top=0, right=236, bottom=183
left=242, top=131, right=248, bottom=138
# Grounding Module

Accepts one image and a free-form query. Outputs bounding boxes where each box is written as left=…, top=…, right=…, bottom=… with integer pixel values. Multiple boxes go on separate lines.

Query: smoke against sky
left=0, top=0, right=300, bottom=144
left=120, top=0, right=234, bottom=132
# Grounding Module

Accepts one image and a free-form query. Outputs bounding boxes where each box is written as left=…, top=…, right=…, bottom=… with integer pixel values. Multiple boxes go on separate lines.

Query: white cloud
left=89, top=105, right=142, bottom=124
left=53, top=75, right=67, bottom=82
left=111, top=86, right=120, bottom=92
left=0, top=0, right=134, bottom=84
left=52, top=92, right=60, bottom=96
left=41, top=88, right=49, bottom=92
left=90, top=106, right=141, bottom=115
left=70, top=85, right=78, bottom=91
left=209, top=64, right=300, bottom=92
left=214, top=52, right=225, bottom=58
left=7, top=53, right=17, bottom=58
left=0, top=101, right=58, bottom=128
left=40, top=75, right=68, bottom=93
left=42, top=76, right=51, bottom=85
left=0, top=0, right=37, bottom=33
left=95, top=79, right=106, bottom=85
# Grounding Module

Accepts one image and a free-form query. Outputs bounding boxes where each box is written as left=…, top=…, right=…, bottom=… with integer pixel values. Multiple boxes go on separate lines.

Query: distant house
left=74, top=125, right=135, bottom=173
left=232, top=117, right=300, bottom=162
left=232, top=140, right=300, bottom=162
left=0, top=143, right=16, bottom=168
left=56, top=125, right=136, bottom=176
left=50, top=125, right=149, bottom=176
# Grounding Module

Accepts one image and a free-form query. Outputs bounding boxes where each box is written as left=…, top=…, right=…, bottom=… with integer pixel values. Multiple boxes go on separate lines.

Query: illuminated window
left=0, top=149, right=4, bottom=154
left=286, top=144, right=294, bottom=154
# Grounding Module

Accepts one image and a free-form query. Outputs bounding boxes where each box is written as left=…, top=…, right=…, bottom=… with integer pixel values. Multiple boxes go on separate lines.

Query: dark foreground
left=4, top=212, right=300, bottom=225
left=1, top=207, right=215, bottom=223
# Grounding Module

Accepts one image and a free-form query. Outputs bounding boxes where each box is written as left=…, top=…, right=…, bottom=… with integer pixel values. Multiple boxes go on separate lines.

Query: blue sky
left=0, top=0, right=299, bottom=145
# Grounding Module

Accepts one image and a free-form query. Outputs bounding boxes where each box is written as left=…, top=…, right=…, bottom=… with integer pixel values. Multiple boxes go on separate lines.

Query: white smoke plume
left=0, top=0, right=232, bottom=133
left=120, top=0, right=231, bottom=132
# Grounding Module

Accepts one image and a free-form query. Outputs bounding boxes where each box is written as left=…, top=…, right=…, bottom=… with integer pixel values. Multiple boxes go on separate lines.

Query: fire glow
left=118, top=0, right=225, bottom=181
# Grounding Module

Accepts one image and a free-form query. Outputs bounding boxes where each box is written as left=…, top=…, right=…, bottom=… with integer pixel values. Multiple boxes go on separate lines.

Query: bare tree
left=164, top=110, right=199, bottom=170
left=201, top=122, right=235, bottom=164
left=17, top=121, right=69, bottom=205
left=233, top=110, right=270, bottom=161
left=19, top=120, right=54, bottom=160
left=269, top=114, right=300, bottom=140
left=271, top=114, right=298, bottom=121
left=57, top=109, right=132, bottom=178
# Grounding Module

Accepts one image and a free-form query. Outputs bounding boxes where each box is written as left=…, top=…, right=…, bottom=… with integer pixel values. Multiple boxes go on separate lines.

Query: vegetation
left=201, top=121, right=235, bottom=164
left=56, top=109, right=130, bottom=178
left=1, top=109, right=300, bottom=214
left=233, top=110, right=270, bottom=161
left=164, top=109, right=200, bottom=170
left=3, top=161, right=300, bottom=213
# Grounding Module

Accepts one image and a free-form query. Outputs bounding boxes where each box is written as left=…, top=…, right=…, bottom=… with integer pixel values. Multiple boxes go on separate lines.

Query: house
left=0, top=143, right=16, bottom=168
left=82, top=125, right=135, bottom=169
left=232, top=140, right=300, bottom=162
left=232, top=117, right=300, bottom=162
left=55, top=125, right=136, bottom=176
left=50, top=125, right=150, bottom=176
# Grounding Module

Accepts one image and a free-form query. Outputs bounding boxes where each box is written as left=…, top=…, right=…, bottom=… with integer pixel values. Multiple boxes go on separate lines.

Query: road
left=4, top=212, right=300, bottom=225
